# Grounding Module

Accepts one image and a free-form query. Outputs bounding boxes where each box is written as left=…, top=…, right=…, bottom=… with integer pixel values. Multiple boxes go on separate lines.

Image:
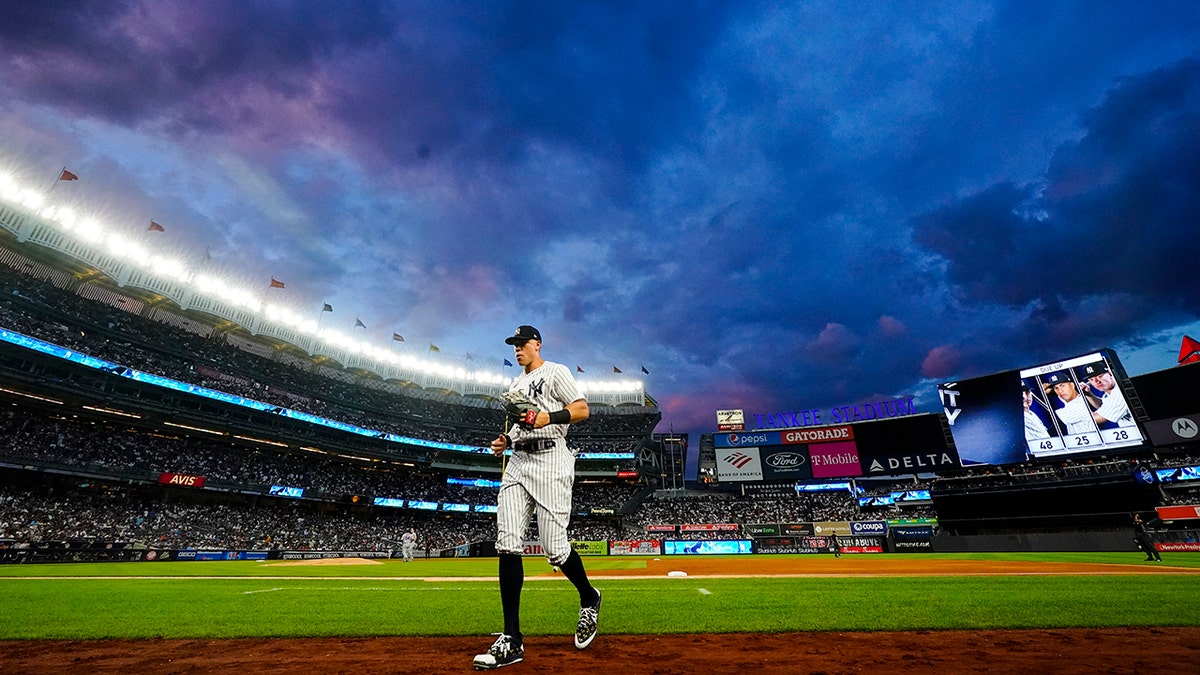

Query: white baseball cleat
left=473, top=633, right=524, bottom=670
left=574, top=589, right=602, bottom=649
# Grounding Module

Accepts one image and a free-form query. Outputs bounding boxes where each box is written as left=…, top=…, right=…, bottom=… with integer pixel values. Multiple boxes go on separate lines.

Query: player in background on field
left=1133, top=513, right=1163, bottom=562
left=401, top=527, right=417, bottom=562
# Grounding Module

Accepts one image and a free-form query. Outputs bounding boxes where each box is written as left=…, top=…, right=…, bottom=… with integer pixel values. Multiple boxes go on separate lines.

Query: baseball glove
left=500, top=390, right=540, bottom=429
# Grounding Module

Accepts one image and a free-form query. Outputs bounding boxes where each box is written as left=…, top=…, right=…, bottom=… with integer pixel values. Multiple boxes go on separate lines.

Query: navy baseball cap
left=505, top=325, right=542, bottom=345
left=1044, top=371, right=1073, bottom=385
left=1076, top=361, right=1109, bottom=379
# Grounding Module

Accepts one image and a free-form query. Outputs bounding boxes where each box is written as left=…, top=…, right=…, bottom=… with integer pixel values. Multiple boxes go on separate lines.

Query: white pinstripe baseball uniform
left=495, top=360, right=582, bottom=565
left=1055, top=395, right=1094, bottom=435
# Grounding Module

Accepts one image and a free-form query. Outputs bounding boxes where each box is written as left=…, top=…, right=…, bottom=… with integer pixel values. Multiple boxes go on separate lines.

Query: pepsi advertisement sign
left=715, top=432, right=777, bottom=448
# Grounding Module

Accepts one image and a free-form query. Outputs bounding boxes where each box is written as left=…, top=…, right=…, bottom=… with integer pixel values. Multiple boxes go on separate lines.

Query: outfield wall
left=931, top=531, right=1182, bottom=553
left=5, top=530, right=1196, bottom=563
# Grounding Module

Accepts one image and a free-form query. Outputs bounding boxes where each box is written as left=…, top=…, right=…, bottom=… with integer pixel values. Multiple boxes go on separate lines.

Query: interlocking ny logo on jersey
left=725, top=452, right=754, bottom=469
left=527, top=378, right=545, bottom=400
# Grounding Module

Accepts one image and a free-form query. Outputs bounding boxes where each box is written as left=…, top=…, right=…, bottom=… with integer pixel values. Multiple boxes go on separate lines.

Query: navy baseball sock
left=557, top=549, right=599, bottom=607
left=498, top=553, right=524, bottom=643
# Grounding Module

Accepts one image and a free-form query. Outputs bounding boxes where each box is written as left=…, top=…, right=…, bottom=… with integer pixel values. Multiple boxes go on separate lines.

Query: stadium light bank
left=0, top=170, right=643, bottom=397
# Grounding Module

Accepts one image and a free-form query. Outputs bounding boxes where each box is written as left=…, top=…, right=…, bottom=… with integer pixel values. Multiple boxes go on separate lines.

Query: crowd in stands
left=1163, top=486, right=1200, bottom=506
left=622, top=491, right=871, bottom=539
left=0, top=477, right=634, bottom=552
left=0, top=262, right=657, bottom=455
left=0, top=398, right=911, bottom=550
left=931, top=456, right=1145, bottom=489
left=8, top=393, right=1194, bottom=551
left=0, top=482, right=494, bottom=552
left=3, top=262, right=1200, bottom=553
left=0, top=407, right=646, bottom=511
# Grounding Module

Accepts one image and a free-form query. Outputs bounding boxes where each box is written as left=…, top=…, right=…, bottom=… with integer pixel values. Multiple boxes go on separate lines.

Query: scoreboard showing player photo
left=939, top=348, right=1147, bottom=466
left=1020, top=349, right=1146, bottom=458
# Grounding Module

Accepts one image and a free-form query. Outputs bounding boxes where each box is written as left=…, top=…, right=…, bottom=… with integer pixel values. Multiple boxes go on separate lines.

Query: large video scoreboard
left=938, top=348, right=1148, bottom=465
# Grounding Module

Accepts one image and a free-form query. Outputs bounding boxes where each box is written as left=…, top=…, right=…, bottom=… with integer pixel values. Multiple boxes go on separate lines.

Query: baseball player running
left=473, top=325, right=602, bottom=670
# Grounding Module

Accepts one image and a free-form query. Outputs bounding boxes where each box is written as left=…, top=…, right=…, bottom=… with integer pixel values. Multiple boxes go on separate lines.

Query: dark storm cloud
left=0, top=1, right=394, bottom=126
left=911, top=57, right=1200, bottom=373
left=3, top=2, right=1200, bottom=439
left=1045, top=58, right=1200, bottom=303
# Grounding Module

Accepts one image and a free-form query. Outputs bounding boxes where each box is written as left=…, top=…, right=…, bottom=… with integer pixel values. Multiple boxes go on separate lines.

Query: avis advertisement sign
left=158, top=472, right=207, bottom=488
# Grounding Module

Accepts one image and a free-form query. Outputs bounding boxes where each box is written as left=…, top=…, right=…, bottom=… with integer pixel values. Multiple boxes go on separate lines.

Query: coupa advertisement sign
left=850, top=521, right=889, bottom=536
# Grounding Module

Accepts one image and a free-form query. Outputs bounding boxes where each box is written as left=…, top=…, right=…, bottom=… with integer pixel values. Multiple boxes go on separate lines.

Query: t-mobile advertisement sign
left=808, top=440, right=862, bottom=478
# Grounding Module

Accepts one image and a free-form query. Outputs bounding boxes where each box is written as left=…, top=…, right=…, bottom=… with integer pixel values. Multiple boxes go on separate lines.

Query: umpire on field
left=473, top=325, right=603, bottom=671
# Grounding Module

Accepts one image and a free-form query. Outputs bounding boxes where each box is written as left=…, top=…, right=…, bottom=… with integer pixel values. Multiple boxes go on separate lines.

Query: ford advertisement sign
left=760, top=448, right=813, bottom=480
left=764, top=451, right=807, bottom=470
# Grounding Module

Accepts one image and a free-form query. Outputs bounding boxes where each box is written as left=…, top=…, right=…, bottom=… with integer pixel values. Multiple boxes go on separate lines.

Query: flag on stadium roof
left=504, top=358, right=513, bottom=367
left=147, top=220, right=165, bottom=232
left=613, top=366, right=622, bottom=373
left=322, top=303, right=333, bottom=312
left=429, top=343, right=440, bottom=352
left=1180, top=335, right=1200, bottom=364
left=576, top=365, right=584, bottom=373
left=58, top=168, right=78, bottom=181
left=641, top=365, right=650, bottom=374
left=392, top=332, right=404, bottom=342
left=354, top=317, right=366, bottom=329
left=269, top=278, right=285, bottom=289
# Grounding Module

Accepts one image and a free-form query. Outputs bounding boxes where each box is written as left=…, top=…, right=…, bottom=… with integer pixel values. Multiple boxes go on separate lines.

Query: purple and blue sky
left=2, top=1, right=1199, bottom=439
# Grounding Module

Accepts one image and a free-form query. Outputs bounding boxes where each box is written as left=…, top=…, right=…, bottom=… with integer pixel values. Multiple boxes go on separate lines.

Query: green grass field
left=1, top=553, right=1197, bottom=640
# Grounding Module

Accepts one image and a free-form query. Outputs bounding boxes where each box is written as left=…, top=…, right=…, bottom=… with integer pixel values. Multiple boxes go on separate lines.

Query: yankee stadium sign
left=751, top=396, right=917, bottom=430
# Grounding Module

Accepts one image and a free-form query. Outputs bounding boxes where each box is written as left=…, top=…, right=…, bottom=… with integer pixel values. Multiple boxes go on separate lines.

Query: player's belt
left=513, top=439, right=557, bottom=452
